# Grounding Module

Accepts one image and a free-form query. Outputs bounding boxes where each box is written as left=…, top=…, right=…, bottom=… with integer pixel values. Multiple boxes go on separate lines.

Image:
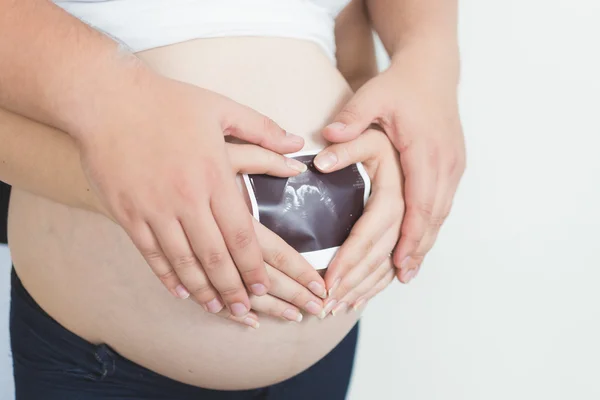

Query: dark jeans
left=10, top=269, right=358, bottom=399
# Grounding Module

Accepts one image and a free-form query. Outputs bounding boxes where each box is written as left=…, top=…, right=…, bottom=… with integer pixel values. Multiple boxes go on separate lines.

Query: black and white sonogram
left=243, top=151, right=371, bottom=270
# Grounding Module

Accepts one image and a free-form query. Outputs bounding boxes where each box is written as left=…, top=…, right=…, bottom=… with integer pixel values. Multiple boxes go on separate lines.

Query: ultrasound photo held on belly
left=243, top=153, right=371, bottom=267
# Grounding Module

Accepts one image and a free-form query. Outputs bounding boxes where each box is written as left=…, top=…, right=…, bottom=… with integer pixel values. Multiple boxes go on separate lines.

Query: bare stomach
left=7, top=37, right=360, bottom=390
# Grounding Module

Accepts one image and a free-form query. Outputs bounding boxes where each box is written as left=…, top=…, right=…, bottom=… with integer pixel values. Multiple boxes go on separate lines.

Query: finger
left=324, top=189, right=400, bottom=298
left=392, top=143, right=438, bottom=275
left=326, top=226, right=398, bottom=312
left=182, top=204, right=252, bottom=318
left=400, top=172, right=460, bottom=283
left=314, top=129, right=388, bottom=173
left=321, top=84, right=382, bottom=143
left=265, top=265, right=324, bottom=318
left=254, top=220, right=328, bottom=299
left=226, top=143, right=307, bottom=176
left=151, top=219, right=224, bottom=313
left=220, top=101, right=304, bottom=154
left=249, top=293, right=303, bottom=323
left=211, top=167, right=271, bottom=297
left=356, top=268, right=396, bottom=310
left=333, top=255, right=394, bottom=316
left=129, top=221, right=188, bottom=299
left=212, top=307, right=261, bottom=330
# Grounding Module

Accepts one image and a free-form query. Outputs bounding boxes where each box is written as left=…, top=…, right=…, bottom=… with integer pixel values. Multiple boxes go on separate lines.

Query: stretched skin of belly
left=7, top=37, right=361, bottom=390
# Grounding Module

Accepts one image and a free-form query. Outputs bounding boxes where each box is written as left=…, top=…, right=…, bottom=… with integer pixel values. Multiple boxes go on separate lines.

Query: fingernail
left=321, top=299, right=337, bottom=318
left=230, top=302, right=249, bottom=317
left=282, top=309, right=303, bottom=322
left=175, top=285, right=190, bottom=299
left=314, top=151, right=338, bottom=171
left=308, top=281, right=327, bottom=299
left=243, top=317, right=260, bottom=329
left=401, top=256, right=412, bottom=269
left=285, top=157, right=308, bottom=173
left=353, top=299, right=368, bottom=311
left=285, top=131, right=304, bottom=145
left=326, top=122, right=347, bottom=131
left=328, top=279, right=341, bottom=298
left=250, top=283, right=267, bottom=296
left=305, top=301, right=323, bottom=316
left=331, top=302, right=348, bottom=316
left=206, top=298, right=224, bottom=313
left=402, top=268, right=417, bottom=283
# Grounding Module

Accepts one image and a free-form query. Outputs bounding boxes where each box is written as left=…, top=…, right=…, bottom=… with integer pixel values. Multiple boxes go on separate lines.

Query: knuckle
left=172, top=254, right=198, bottom=271
left=188, top=284, right=213, bottom=299
left=294, top=269, right=313, bottom=284
left=157, top=269, right=177, bottom=283
left=142, top=249, right=166, bottom=263
left=289, top=290, right=303, bottom=305
left=217, top=285, right=244, bottom=299
left=429, top=214, right=447, bottom=229
left=201, top=250, right=227, bottom=271
left=407, top=201, right=434, bottom=219
left=271, top=250, right=289, bottom=269
left=262, top=116, right=278, bottom=133
left=338, top=103, right=361, bottom=123
left=232, top=229, right=254, bottom=250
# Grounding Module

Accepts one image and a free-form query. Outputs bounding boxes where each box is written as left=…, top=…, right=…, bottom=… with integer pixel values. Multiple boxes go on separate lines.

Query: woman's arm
left=0, top=108, right=104, bottom=215
left=334, top=0, right=378, bottom=92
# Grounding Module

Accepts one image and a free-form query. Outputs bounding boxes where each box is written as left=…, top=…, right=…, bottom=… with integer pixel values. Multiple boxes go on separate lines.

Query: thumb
left=221, top=100, right=304, bottom=154
left=322, top=87, right=379, bottom=143
left=314, top=129, right=386, bottom=173
left=226, top=143, right=307, bottom=177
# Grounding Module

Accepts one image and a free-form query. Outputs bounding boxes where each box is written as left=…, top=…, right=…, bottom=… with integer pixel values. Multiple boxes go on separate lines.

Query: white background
left=1, top=0, right=600, bottom=398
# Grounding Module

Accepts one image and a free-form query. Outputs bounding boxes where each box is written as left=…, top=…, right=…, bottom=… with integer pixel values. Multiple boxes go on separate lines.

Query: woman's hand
left=321, top=46, right=466, bottom=283
left=314, top=129, right=404, bottom=314
left=77, top=72, right=307, bottom=318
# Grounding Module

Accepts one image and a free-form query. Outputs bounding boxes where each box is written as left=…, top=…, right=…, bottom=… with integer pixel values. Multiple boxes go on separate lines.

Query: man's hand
left=79, top=72, right=307, bottom=317
left=321, top=46, right=465, bottom=283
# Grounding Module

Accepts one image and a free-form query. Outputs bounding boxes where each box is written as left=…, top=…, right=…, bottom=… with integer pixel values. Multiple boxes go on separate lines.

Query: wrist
left=389, top=37, right=461, bottom=89
left=56, top=49, right=156, bottom=141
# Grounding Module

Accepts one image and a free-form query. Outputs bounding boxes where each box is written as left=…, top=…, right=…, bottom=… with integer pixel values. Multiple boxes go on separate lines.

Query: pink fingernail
left=401, top=256, right=412, bottom=269
left=326, top=122, right=346, bottom=131
left=285, top=131, right=304, bottom=145
left=230, top=302, right=249, bottom=317
left=250, top=283, right=267, bottom=296
left=175, top=285, right=190, bottom=299
left=402, top=268, right=417, bottom=283
left=305, top=301, right=323, bottom=316
left=282, top=309, right=303, bottom=322
left=331, top=302, right=348, bottom=316
left=314, top=151, right=338, bottom=171
left=320, top=299, right=337, bottom=319
left=243, top=317, right=260, bottom=329
left=328, top=279, right=341, bottom=298
left=308, top=281, right=327, bottom=299
left=353, top=299, right=368, bottom=311
left=286, top=157, right=308, bottom=173
left=206, top=298, right=224, bottom=313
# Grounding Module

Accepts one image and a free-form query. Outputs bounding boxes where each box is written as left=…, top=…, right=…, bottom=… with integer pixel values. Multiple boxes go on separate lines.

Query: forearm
left=366, top=0, right=460, bottom=80
left=0, top=0, right=147, bottom=136
left=0, top=107, right=106, bottom=216
left=335, top=0, right=378, bottom=91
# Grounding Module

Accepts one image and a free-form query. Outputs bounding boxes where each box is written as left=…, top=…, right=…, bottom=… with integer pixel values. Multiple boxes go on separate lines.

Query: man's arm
left=0, top=0, right=141, bottom=137
left=366, top=0, right=460, bottom=79
left=335, top=0, right=379, bottom=92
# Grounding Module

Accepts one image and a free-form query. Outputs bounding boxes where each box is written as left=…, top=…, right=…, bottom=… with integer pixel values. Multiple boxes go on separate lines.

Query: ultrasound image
left=249, top=155, right=366, bottom=253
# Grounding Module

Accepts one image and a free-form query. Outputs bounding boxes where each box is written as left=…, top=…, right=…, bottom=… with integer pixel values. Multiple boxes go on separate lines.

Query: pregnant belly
left=7, top=37, right=360, bottom=390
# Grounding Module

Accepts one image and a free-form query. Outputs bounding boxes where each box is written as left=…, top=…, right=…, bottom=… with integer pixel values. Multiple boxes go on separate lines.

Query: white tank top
left=53, top=0, right=351, bottom=61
